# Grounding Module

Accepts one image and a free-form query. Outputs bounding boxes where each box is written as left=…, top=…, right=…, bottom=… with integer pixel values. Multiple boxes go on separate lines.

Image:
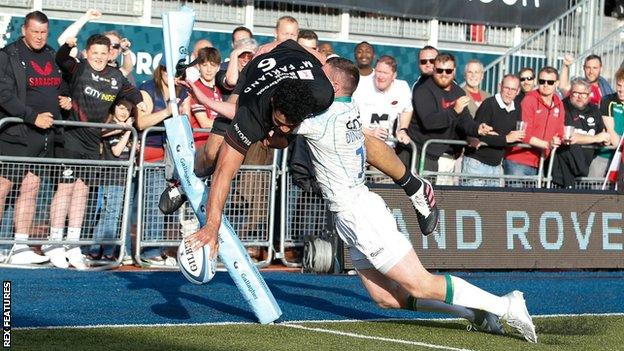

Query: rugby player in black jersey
left=181, top=40, right=440, bottom=261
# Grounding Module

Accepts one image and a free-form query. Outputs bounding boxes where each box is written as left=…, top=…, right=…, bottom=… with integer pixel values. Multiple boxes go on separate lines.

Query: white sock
left=449, top=275, right=509, bottom=317
left=14, top=233, right=29, bottom=250
left=50, top=227, right=64, bottom=240
left=66, top=227, right=81, bottom=241
left=412, top=298, right=476, bottom=321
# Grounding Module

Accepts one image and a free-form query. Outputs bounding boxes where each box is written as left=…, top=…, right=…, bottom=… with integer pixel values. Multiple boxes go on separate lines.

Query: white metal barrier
left=135, top=126, right=278, bottom=268
left=0, top=118, right=137, bottom=270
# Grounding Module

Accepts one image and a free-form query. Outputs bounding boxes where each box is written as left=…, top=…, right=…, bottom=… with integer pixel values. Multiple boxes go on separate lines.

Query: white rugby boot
left=501, top=290, right=537, bottom=343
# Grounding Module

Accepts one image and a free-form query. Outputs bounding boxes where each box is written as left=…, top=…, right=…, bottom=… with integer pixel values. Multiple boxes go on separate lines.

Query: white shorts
left=334, top=190, right=412, bottom=274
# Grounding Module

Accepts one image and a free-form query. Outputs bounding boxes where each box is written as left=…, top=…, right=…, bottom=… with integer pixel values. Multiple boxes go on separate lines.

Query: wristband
left=399, top=128, right=409, bottom=133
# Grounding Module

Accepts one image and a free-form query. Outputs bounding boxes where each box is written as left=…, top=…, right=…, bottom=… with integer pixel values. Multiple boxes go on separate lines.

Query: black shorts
left=0, top=139, right=51, bottom=185
left=54, top=148, right=100, bottom=185
left=210, top=116, right=231, bottom=137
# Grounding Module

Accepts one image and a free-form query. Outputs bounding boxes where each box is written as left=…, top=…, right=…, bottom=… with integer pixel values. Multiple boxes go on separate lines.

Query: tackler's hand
left=186, top=226, right=219, bottom=259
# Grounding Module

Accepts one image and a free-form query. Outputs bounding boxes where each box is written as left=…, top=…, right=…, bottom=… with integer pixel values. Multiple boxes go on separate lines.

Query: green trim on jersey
left=334, top=96, right=352, bottom=103
left=597, top=100, right=624, bottom=159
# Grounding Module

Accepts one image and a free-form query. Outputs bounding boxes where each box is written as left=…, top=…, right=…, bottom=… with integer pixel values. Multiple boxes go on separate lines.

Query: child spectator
left=89, top=99, right=134, bottom=262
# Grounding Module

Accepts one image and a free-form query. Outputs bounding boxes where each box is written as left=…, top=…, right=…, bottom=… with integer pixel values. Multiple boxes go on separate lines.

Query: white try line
left=282, top=323, right=474, bottom=351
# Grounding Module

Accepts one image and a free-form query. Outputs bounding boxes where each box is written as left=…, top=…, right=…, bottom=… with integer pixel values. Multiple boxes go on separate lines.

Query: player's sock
left=13, top=233, right=29, bottom=250
left=394, top=169, right=422, bottom=196
left=406, top=296, right=476, bottom=321
left=446, top=274, right=509, bottom=317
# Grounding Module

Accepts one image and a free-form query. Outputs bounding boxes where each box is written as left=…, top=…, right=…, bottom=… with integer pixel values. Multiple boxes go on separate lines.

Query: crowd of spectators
left=0, top=9, right=622, bottom=267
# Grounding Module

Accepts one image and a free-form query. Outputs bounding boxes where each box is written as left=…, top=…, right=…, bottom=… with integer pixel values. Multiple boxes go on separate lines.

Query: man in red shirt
left=504, top=66, right=563, bottom=181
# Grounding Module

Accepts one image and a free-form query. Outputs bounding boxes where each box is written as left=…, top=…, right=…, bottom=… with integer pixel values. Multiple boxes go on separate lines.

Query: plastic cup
left=516, top=121, right=527, bottom=131
left=564, top=125, right=575, bottom=141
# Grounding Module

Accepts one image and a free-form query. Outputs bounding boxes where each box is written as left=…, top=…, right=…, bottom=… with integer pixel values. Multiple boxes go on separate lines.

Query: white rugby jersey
left=295, top=97, right=367, bottom=211
left=352, top=78, right=412, bottom=148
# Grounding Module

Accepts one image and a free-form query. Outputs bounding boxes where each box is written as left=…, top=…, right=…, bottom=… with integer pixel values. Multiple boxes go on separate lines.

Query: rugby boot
left=409, top=178, right=439, bottom=235
left=502, top=290, right=537, bottom=343
left=467, top=308, right=505, bottom=335
left=158, top=181, right=187, bottom=215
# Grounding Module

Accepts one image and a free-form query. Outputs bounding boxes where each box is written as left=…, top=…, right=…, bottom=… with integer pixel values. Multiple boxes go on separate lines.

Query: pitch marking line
left=282, top=323, right=474, bottom=351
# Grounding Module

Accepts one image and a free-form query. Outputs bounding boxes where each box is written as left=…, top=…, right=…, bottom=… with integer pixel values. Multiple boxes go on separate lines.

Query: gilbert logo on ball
left=177, top=239, right=216, bottom=284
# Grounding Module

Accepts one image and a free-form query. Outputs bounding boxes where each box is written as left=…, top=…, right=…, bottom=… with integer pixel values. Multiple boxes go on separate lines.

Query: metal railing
left=566, top=26, right=624, bottom=89
left=0, top=118, right=137, bottom=270
left=419, top=139, right=548, bottom=188
left=482, top=0, right=605, bottom=95
left=135, top=126, right=278, bottom=268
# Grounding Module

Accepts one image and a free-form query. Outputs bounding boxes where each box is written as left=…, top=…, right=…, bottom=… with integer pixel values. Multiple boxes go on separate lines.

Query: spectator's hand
left=551, top=135, right=562, bottom=148
left=120, top=117, right=134, bottom=128
left=466, top=136, right=481, bottom=149
left=563, top=54, right=575, bottom=67
left=58, top=96, right=72, bottom=110
left=120, top=38, right=131, bottom=51
left=596, top=131, right=611, bottom=145
left=454, top=96, right=470, bottom=114
left=85, top=9, right=102, bottom=20
left=396, top=129, right=411, bottom=144
left=506, top=130, right=525, bottom=143
left=477, top=123, right=494, bottom=136
left=34, top=112, right=54, bottom=129
left=65, top=37, right=78, bottom=48
left=366, top=126, right=389, bottom=141
left=136, top=101, right=147, bottom=113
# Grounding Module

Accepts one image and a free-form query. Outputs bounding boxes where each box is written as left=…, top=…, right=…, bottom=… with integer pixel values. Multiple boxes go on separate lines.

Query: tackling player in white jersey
left=295, top=57, right=537, bottom=343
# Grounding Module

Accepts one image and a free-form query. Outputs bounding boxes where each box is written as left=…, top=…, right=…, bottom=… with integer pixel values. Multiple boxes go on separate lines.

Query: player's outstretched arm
left=186, top=141, right=245, bottom=256
left=364, top=134, right=407, bottom=181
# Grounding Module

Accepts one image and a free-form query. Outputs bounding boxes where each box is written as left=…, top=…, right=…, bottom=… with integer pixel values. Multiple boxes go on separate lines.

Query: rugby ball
left=177, top=239, right=217, bottom=284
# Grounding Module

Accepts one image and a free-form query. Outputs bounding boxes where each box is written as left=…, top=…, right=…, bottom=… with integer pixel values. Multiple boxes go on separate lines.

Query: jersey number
left=356, top=146, right=365, bottom=180
left=258, top=58, right=277, bottom=72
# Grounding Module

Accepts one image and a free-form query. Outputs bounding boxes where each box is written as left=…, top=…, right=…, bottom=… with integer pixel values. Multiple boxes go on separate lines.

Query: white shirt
left=295, top=97, right=367, bottom=211
left=352, top=78, right=412, bottom=148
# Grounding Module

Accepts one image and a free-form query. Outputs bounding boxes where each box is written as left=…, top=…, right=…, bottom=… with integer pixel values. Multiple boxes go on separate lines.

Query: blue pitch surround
left=3, top=269, right=624, bottom=328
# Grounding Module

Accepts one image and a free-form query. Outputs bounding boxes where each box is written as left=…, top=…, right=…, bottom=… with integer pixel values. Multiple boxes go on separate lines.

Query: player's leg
left=364, top=135, right=438, bottom=235
left=356, top=266, right=501, bottom=334
left=386, top=249, right=535, bottom=342
left=159, top=120, right=227, bottom=215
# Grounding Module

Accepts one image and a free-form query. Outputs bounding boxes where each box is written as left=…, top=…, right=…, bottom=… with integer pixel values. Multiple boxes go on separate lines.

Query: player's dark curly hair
left=271, top=79, right=316, bottom=125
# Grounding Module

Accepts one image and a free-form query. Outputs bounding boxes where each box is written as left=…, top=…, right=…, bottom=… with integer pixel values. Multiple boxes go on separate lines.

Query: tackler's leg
left=364, top=135, right=439, bottom=235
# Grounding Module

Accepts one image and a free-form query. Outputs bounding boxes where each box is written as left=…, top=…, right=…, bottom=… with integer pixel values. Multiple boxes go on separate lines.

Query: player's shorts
left=334, top=190, right=412, bottom=274
left=210, top=117, right=231, bottom=137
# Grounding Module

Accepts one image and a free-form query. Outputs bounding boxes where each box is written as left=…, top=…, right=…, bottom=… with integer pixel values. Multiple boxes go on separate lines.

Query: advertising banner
left=366, top=186, right=624, bottom=269
left=286, top=0, right=568, bottom=28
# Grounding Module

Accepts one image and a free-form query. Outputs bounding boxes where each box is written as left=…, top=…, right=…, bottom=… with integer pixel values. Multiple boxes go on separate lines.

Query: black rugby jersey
left=224, top=40, right=333, bottom=154
left=56, top=44, right=142, bottom=154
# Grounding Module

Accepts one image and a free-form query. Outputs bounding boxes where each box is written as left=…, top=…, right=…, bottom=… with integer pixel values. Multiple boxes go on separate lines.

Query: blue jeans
left=503, top=159, right=537, bottom=188
left=461, top=157, right=502, bottom=187
left=141, top=170, right=166, bottom=259
left=91, top=185, right=126, bottom=257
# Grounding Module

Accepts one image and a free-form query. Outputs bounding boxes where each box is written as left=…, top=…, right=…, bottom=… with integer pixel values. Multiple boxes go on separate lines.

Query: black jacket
left=0, top=39, right=63, bottom=156
left=410, top=78, right=479, bottom=159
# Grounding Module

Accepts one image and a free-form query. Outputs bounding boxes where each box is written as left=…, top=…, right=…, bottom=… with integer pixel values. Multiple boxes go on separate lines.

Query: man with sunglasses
left=412, top=45, right=438, bottom=91
left=515, top=67, right=536, bottom=105
left=410, top=53, right=493, bottom=186
left=504, top=66, right=564, bottom=180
